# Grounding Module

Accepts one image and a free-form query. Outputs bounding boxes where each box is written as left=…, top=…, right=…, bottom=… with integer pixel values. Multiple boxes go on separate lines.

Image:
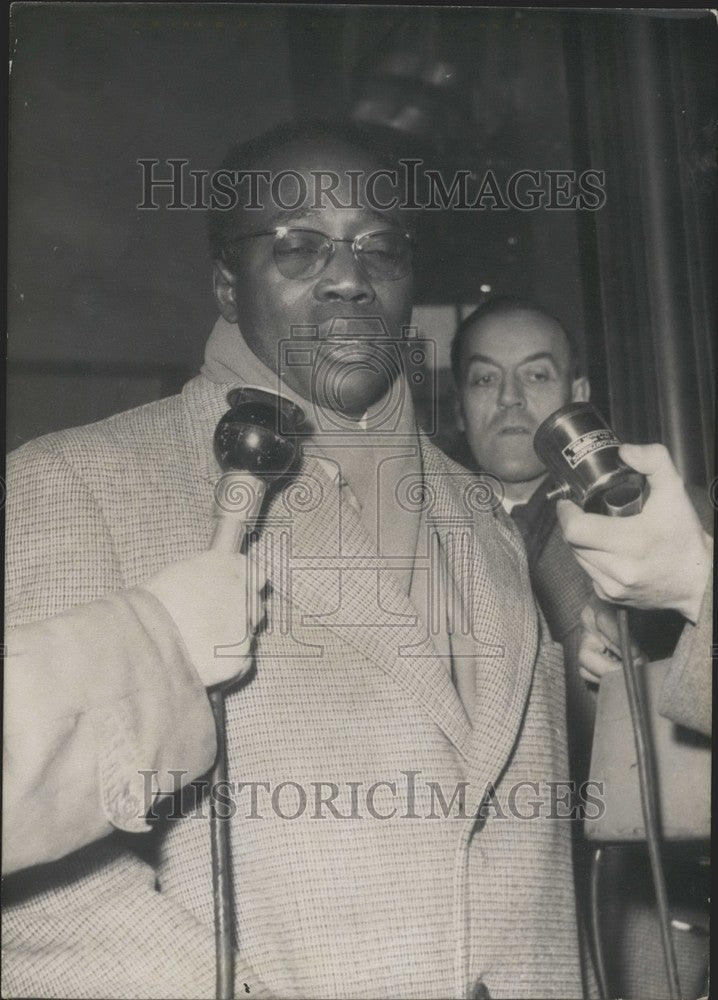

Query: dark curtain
left=565, top=11, right=716, bottom=486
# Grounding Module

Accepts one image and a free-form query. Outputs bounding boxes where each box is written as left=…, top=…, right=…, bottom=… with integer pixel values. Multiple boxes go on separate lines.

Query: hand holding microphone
left=143, top=549, right=267, bottom=690
left=577, top=594, right=647, bottom=685
left=534, top=402, right=691, bottom=1000
left=556, top=443, right=712, bottom=622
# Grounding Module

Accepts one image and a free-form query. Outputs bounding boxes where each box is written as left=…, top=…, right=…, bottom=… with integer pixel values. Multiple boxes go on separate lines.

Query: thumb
left=555, top=497, right=581, bottom=530
left=618, top=442, right=677, bottom=484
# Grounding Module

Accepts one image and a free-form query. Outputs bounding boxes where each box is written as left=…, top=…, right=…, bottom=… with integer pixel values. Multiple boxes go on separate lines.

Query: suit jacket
left=3, top=375, right=583, bottom=1000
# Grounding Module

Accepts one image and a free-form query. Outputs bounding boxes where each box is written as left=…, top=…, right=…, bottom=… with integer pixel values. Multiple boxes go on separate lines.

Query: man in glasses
left=5, top=120, right=586, bottom=1000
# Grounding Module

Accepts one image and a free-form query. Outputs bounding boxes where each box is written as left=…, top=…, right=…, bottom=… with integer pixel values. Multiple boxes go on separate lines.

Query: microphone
left=533, top=401, right=680, bottom=1000
left=209, top=386, right=305, bottom=1000
left=533, top=401, right=648, bottom=516
left=212, top=386, right=306, bottom=550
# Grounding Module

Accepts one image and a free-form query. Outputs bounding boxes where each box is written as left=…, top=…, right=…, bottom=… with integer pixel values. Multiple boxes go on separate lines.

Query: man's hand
left=578, top=594, right=647, bottom=684
left=556, top=443, right=713, bottom=622
left=143, top=550, right=267, bottom=688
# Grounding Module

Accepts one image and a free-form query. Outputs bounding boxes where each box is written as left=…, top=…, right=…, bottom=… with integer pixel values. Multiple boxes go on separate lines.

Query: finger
left=592, top=581, right=613, bottom=604
left=580, top=600, right=598, bottom=630
left=569, top=546, right=644, bottom=592
left=557, top=501, right=637, bottom=552
left=579, top=605, right=618, bottom=656
left=589, top=633, right=622, bottom=663
left=570, top=550, right=626, bottom=600
left=593, top=603, right=621, bottom=647
left=579, top=644, right=622, bottom=682
left=581, top=593, right=616, bottom=629
left=587, top=600, right=643, bottom=662
left=618, top=443, right=676, bottom=482
left=581, top=623, right=618, bottom=656
left=555, top=499, right=583, bottom=538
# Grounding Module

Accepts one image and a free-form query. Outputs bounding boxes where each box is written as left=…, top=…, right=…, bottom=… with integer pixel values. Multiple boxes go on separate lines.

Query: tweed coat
left=3, top=374, right=584, bottom=1000
left=525, top=512, right=596, bottom=791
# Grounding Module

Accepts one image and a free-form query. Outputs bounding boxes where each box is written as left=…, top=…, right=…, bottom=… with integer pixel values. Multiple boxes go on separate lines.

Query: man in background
left=451, top=296, right=712, bottom=999
left=451, top=297, right=595, bottom=779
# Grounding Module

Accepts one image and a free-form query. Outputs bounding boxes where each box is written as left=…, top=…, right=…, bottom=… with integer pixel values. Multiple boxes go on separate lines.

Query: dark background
left=7, top=5, right=715, bottom=484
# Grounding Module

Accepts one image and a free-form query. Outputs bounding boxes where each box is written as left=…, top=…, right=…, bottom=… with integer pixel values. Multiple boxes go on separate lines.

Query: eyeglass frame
left=219, top=225, right=414, bottom=281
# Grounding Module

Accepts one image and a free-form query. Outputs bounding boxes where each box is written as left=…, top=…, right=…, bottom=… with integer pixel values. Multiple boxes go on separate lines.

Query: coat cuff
left=88, top=587, right=219, bottom=833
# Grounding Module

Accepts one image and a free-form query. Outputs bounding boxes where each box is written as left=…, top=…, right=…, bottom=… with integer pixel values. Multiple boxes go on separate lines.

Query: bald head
left=451, top=297, right=582, bottom=386
left=452, top=298, right=590, bottom=502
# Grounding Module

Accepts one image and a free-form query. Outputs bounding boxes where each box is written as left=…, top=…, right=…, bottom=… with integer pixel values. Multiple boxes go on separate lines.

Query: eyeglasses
left=221, top=226, right=413, bottom=281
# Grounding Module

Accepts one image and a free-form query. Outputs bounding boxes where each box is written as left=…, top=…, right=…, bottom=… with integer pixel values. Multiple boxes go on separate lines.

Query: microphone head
left=534, top=402, right=647, bottom=515
left=214, top=387, right=306, bottom=480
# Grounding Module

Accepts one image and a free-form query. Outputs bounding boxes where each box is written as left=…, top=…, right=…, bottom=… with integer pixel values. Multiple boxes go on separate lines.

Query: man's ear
left=212, top=259, right=238, bottom=323
left=571, top=376, right=590, bottom=403
left=454, top=394, right=466, bottom=433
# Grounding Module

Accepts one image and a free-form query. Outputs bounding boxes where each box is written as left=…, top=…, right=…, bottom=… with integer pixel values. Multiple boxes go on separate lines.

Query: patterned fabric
left=201, top=317, right=478, bottom=719
left=3, top=373, right=584, bottom=999
left=508, top=476, right=560, bottom=574
left=201, top=315, right=424, bottom=589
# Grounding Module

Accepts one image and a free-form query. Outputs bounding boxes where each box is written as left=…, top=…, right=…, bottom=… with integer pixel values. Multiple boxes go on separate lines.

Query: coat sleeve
left=655, top=488, right=713, bottom=738
left=658, top=567, right=713, bottom=737
left=3, top=439, right=274, bottom=998
left=3, top=587, right=218, bottom=874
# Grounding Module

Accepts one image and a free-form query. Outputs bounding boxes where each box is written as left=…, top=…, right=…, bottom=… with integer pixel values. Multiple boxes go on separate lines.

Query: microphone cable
left=615, top=605, right=682, bottom=1000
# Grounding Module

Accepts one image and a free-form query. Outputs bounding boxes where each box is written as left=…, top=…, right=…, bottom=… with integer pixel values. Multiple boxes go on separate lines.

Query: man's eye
left=361, top=248, right=399, bottom=262
left=469, top=372, right=498, bottom=387
left=522, top=368, right=552, bottom=383
left=275, top=244, right=319, bottom=257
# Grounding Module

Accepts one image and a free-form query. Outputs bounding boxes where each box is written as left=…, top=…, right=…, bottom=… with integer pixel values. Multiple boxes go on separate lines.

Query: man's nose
left=313, top=246, right=375, bottom=303
left=498, top=375, right=525, bottom=409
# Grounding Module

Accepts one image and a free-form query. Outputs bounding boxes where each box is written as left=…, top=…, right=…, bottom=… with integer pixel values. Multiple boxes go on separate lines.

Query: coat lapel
left=418, top=439, right=539, bottom=787
left=257, top=449, right=473, bottom=755
left=181, top=375, right=539, bottom=771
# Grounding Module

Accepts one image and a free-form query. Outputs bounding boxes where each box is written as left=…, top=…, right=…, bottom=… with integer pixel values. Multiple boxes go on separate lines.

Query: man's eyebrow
left=466, top=351, right=559, bottom=367
left=466, top=353, right=501, bottom=367
left=517, top=351, right=559, bottom=366
left=265, top=206, right=323, bottom=226
left=264, top=206, right=400, bottom=230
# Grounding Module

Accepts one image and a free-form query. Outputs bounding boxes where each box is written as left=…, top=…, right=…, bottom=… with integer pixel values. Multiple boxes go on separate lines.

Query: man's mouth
left=497, top=425, right=532, bottom=436
left=320, top=317, right=390, bottom=341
